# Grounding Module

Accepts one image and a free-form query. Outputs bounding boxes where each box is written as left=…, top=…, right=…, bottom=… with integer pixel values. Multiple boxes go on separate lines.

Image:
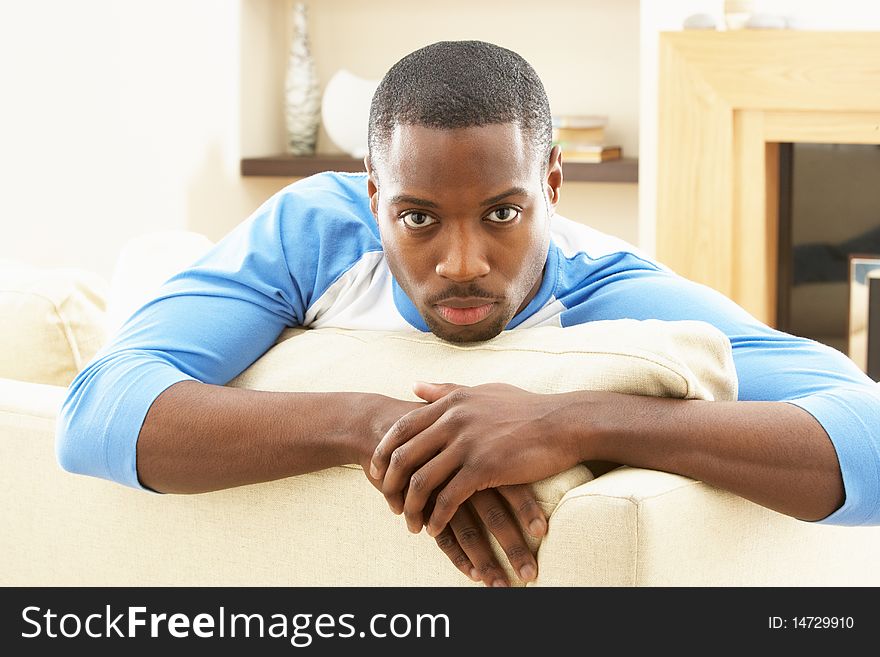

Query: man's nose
left=435, top=226, right=491, bottom=282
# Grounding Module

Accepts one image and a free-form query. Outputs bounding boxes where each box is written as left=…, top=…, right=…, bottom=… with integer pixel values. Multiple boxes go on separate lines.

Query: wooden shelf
left=241, top=154, right=638, bottom=183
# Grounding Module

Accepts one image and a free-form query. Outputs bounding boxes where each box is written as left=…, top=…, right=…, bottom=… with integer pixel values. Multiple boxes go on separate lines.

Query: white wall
left=0, top=0, right=640, bottom=278
left=0, top=0, right=280, bottom=277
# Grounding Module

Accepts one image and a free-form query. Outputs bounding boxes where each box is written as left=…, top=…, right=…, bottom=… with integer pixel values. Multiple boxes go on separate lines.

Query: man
left=58, top=41, right=880, bottom=587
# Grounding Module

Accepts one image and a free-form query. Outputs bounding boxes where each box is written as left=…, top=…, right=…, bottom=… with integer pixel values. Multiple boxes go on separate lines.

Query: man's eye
left=487, top=207, right=520, bottom=223
left=401, top=212, right=437, bottom=228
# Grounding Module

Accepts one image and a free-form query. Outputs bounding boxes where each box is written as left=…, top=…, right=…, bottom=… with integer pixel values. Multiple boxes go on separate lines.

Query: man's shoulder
left=270, top=171, right=379, bottom=243
left=232, top=171, right=381, bottom=283
left=550, top=214, right=661, bottom=267
left=279, top=170, right=369, bottom=194
left=275, top=171, right=372, bottom=218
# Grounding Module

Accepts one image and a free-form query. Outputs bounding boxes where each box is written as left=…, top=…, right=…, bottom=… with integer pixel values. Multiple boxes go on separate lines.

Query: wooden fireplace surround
left=657, top=31, right=880, bottom=326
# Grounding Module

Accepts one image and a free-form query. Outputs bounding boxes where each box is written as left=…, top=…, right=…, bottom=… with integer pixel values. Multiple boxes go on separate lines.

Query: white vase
left=284, top=2, right=320, bottom=155
left=321, top=69, right=380, bottom=159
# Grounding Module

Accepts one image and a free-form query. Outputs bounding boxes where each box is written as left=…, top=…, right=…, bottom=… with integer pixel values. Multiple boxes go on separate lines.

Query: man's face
left=367, top=122, right=561, bottom=343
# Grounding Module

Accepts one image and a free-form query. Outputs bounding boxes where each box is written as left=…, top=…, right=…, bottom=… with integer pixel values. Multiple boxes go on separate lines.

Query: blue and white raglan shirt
left=57, top=172, right=880, bottom=525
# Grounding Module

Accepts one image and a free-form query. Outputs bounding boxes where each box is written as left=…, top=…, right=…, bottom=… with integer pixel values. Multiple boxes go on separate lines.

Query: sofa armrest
left=5, top=376, right=879, bottom=586
left=536, top=466, right=880, bottom=586
left=0, top=377, right=67, bottom=422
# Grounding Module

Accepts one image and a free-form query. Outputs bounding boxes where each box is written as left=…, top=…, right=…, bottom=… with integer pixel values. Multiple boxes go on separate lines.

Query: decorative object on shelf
left=560, top=145, right=622, bottom=164
left=552, top=115, right=607, bottom=146
left=682, top=13, right=718, bottom=30
left=723, top=0, right=753, bottom=30
left=745, top=13, right=788, bottom=29
left=321, top=69, right=380, bottom=159
left=284, top=2, right=320, bottom=156
left=552, top=115, right=620, bottom=163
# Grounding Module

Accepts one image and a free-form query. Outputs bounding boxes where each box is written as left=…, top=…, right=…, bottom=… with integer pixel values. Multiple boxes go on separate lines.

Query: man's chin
left=423, top=314, right=508, bottom=344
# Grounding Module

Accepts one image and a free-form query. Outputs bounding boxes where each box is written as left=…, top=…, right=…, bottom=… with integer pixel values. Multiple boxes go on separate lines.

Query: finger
left=425, top=470, right=478, bottom=538
left=370, top=402, right=447, bottom=480
left=497, top=484, right=547, bottom=538
left=432, top=523, right=479, bottom=583
left=469, top=489, right=538, bottom=584
left=381, top=426, right=455, bottom=516
left=448, top=503, right=508, bottom=587
left=399, top=448, right=463, bottom=533
left=412, top=381, right=462, bottom=404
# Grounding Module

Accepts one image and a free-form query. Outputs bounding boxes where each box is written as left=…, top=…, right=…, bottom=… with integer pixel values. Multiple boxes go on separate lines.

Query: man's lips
left=433, top=297, right=498, bottom=326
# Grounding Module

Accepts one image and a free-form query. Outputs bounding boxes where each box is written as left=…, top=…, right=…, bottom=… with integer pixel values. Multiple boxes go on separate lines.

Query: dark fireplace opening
left=776, top=143, right=880, bottom=379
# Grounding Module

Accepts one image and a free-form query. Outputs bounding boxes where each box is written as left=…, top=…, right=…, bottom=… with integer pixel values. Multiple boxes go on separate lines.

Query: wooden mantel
left=657, top=31, right=880, bottom=326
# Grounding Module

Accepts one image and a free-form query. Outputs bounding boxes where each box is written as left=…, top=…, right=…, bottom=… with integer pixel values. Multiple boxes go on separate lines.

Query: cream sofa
left=3, top=249, right=880, bottom=587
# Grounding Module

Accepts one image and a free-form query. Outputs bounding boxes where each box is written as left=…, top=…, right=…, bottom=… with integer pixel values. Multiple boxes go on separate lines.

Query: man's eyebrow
left=386, top=194, right=439, bottom=209
left=386, top=187, right=530, bottom=209
left=480, top=186, right=529, bottom=206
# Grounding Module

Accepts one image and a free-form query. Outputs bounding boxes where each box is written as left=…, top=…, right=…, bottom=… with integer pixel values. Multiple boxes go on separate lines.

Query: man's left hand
left=369, top=381, right=586, bottom=538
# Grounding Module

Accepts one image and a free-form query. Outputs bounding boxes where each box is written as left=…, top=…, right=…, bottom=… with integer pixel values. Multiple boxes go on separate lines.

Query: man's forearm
left=565, top=392, right=845, bottom=521
left=137, top=380, right=417, bottom=494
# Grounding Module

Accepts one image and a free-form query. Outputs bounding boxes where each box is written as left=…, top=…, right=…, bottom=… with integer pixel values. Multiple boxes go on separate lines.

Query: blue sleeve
left=559, top=263, right=880, bottom=525
left=56, top=173, right=379, bottom=490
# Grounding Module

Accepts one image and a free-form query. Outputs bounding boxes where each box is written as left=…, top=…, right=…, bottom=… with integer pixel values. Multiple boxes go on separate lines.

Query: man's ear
left=364, top=155, right=379, bottom=219
left=544, top=145, right=563, bottom=213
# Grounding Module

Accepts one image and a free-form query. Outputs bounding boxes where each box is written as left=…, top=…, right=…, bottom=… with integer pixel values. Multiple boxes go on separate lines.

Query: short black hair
left=368, top=40, right=553, bottom=175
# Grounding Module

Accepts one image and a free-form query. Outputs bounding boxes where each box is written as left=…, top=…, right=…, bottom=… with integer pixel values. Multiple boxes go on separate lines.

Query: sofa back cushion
left=230, top=320, right=738, bottom=403
left=228, top=320, right=738, bottom=508
left=0, top=261, right=108, bottom=387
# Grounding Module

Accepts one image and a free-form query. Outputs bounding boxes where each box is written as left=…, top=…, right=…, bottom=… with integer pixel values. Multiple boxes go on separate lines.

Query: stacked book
left=552, top=115, right=622, bottom=163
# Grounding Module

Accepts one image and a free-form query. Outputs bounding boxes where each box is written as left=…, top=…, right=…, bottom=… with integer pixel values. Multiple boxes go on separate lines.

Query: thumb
left=413, top=381, right=461, bottom=403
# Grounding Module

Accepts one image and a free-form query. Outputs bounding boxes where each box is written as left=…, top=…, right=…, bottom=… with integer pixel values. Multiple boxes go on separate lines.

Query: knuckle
left=452, top=554, right=471, bottom=569
left=484, top=505, right=509, bottom=530
left=476, top=561, right=500, bottom=577
left=503, top=544, right=529, bottom=562
left=457, top=525, right=482, bottom=548
left=408, top=470, right=426, bottom=493
left=444, top=407, right=465, bottom=426
left=517, top=498, right=540, bottom=514
left=462, top=454, right=488, bottom=477
left=435, top=531, right=457, bottom=553
left=388, top=416, right=409, bottom=442
left=389, top=447, right=407, bottom=469
left=434, top=490, right=454, bottom=511
left=448, top=389, right=470, bottom=405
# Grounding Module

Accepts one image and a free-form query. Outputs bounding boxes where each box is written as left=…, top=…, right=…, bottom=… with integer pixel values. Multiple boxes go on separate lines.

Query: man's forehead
left=376, top=123, right=542, bottom=196
left=386, top=122, right=528, bottom=155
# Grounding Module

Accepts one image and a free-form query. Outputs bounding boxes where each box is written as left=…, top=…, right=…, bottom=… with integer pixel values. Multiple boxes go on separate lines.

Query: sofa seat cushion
left=0, top=260, right=108, bottom=386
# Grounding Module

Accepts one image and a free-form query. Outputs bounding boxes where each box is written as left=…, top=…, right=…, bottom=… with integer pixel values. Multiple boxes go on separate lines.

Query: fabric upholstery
left=0, top=260, right=108, bottom=386
left=223, top=321, right=737, bottom=584
left=4, top=312, right=880, bottom=585
left=229, top=321, right=738, bottom=402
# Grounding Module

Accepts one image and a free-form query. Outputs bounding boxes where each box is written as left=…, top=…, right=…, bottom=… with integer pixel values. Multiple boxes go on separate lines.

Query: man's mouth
left=433, top=298, right=497, bottom=326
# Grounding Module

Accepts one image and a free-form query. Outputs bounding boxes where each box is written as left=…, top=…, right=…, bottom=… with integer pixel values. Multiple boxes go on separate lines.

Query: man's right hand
left=361, top=396, right=547, bottom=586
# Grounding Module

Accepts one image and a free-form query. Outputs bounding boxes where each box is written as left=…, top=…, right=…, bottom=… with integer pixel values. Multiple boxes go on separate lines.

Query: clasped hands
left=362, top=381, right=582, bottom=587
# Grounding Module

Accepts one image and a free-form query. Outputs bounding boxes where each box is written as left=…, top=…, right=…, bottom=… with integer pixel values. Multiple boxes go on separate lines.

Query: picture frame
left=848, top=255, right=880, bottom=381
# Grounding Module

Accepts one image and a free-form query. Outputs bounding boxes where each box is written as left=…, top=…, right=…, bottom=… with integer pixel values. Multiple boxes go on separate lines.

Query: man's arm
left=137, top=381, right=412, bottom=493
left=138, top=380, right=546, bottom=586
left=369, top=268, right=880, bottom=532
left=369, top=382, right=846, bottom=537
left=55, top=184, right=544, bottom=584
